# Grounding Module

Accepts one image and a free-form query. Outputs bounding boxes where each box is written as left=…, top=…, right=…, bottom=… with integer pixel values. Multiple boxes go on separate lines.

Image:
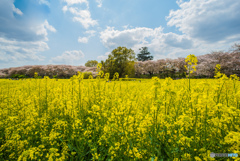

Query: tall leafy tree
left=85, top=60, right=98, bottom=67
left=137, top=47, right=153, bottom=61
left=104, top=46, right=136, bottom=78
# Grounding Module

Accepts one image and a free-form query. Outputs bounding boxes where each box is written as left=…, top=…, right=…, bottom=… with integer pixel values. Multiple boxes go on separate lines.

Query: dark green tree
left=104, top=46, right=136, bottom=78
left=137, top=47, right=153, bottom=61
left=85, top=60, right=98, bottom=67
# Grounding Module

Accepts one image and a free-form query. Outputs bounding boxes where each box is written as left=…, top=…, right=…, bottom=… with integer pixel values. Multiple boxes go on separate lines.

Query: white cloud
left=99, top=25, right=238, bottom=61
left=100, top=26, right=163, bottom=49
left=43, top=20, right=57, bottom=32
left=99, top=0, right=240, bottom=60
left=152, top=37, right=236, bottom=61
left=38, top=0, right=50, bottom=6
left=78, top=37, right=88, bottom=43
left=161, top=32, right=193, bottom=49
left=73, top=16, right=98, bottom=29
left=96, top=0, right=103, bottom=7
left=69, top=8, right=97, bottom=29
left=68, top=7, right=89, bottom=16
left=100, top=26, right=192, bottom=53
left=50, top=50, right=85, bottom=65
left=167, top=0, right=240, bottom=42
left=62, top=5, right=68, bottom=12
left=0, top=0, right=56, bottom=42
left=85, top=30, right=96, bottom=36
left=0, top=37, right=48, bottom=65
left=12, top=5, right=23, bottom=15
left=0, top=0, right=56, bottom=67
left=63, top=0, right=89, bottom=6
left=97, top=52, right=110, bottom=60
left=36, top=20, right=57, bottom=41
left=62, top=0, right=98, bottom=29
left=122, top=25, right=129, bottom=29
left=78, top=30, right=96, bottom=43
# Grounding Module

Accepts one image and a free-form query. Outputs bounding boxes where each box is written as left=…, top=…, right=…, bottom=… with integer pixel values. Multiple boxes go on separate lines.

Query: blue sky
left=0, top=0, right=240, bottom=68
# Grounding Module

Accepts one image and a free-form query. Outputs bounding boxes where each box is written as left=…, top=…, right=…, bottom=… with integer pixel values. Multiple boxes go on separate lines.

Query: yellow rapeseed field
left=0, top=61, right=240, bottom=160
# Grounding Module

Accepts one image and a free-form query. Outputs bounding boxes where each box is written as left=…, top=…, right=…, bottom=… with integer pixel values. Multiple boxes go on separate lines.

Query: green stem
left=188, top=65, right=191, bottom=92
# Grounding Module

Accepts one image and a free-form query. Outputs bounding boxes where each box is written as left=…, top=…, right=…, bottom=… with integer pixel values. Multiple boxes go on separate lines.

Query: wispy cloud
left=97, top=52, right=110, bottom=60
left=100, top=26, right=163, bottom=49
left=62, top=0, right=98, bottom=29
left=0, top=0, right=56, bottom=67
left=78, top=37, right=88, bottom=43
left=38, top=0, right=50, bottom=6
left=0, top=37, right=47, bottom=65
left=12, top=4, right=23, bottom=15
left=85, top=30, right=96, bottom=36
left=99, top=0, right=240, bottom=60
left=78, top=30, right=96, bottom=43
left=36, top=20, right=57, bottom=41
left=63, top=0, right=89, bottom=6
left=96, top=0, right=103, bottom=7
left=167, top=0, right=240, bottom=42
left=50, top=50, right=85, bottom=65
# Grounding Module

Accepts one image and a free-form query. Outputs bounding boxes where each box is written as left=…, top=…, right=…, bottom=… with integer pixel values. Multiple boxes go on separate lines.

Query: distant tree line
left=0, top=65, right=97, bottom=79
left=98, top=44, right=240, bottom=79
left=1, top=44, right=239, bottom=79
left=135, top=44, right=240, bottom=79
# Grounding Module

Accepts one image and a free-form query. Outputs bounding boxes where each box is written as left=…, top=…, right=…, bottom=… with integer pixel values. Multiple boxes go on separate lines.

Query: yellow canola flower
left=0, top=73, right=239, bottom=161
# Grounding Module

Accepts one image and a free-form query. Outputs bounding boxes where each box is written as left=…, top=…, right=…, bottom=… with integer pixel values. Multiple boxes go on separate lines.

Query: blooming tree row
left=135, top=44, right=240, bottom=78
left=0, top=65, right=97, bottom=78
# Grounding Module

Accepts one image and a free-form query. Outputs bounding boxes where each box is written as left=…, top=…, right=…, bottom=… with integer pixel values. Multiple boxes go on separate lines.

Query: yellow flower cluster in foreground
left=0, top=74, right=240, bottom=160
